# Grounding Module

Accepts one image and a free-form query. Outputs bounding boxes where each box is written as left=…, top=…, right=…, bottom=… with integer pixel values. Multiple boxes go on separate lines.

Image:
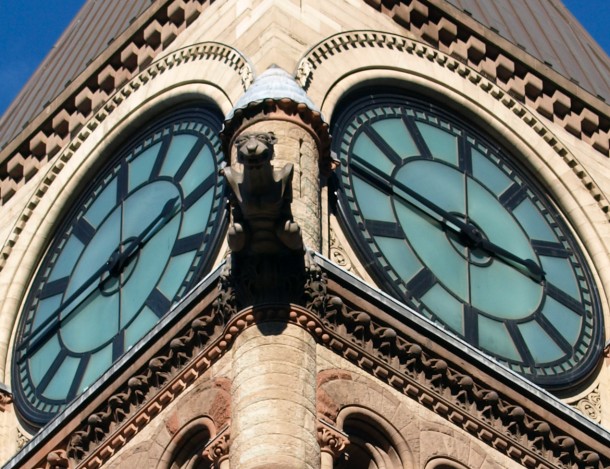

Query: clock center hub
left=444, top=214, right=492, bottom=266
left=100, top=238, right=141, bottom=294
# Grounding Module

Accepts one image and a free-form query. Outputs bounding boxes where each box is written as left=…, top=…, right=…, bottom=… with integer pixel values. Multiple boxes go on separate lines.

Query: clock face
left=13, top=108, right=226, bottom=425
left=334, top=94, right=603, bottom=388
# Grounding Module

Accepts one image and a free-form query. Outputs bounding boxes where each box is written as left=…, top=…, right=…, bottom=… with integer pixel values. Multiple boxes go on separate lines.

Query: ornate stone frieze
left=307, top=271, right=610, bottom=469
left=17, top=262, right=610, bottom=469
left=296, top=30, right=610, bottom=221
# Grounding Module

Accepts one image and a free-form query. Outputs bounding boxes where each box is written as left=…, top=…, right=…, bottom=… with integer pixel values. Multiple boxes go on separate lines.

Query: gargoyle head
left=234, top=132, right=277, bottom=167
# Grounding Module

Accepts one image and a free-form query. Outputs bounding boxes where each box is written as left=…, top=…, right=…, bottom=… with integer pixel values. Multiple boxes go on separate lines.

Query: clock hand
left=20, top=197, right=182, bottom=355
left=106, top=196, right=181, bottom=276
left=350, top=156, right=545, bottom=281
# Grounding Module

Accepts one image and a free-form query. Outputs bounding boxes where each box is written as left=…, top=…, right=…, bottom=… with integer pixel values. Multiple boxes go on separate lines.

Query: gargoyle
left=221, top=131, right=303, bottom=255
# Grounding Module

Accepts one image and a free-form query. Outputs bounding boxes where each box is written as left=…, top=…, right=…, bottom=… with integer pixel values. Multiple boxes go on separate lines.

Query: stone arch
left=157, top=416, right=216, bottom=469
left=317, top=369, right=414, bottom=468
left=425, top=457, right=470, bottom=469
left=336, top=406, right=411, bottom=469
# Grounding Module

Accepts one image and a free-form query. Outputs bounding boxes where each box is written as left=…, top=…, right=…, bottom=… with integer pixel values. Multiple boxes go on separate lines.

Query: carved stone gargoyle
left=221, top=131, right=303, bottom=255
left=220, top=131, right=309, bottom=306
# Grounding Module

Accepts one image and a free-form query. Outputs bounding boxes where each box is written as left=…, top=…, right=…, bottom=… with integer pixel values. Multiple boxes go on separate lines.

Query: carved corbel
left=317, top=419, right=349, bottom=460
left=202, top=425, right=230, bottom=467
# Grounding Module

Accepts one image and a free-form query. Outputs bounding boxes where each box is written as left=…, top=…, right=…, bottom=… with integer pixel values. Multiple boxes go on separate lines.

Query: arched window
left=336, top=407, right=410, bottom=468
left=159, top=417, right=215, bottom=469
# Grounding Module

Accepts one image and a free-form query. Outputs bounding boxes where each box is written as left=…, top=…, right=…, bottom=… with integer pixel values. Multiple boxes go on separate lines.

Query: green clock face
left=334, top=93, right=602, bottom=388
left=13, top=108, right=226, bottom=425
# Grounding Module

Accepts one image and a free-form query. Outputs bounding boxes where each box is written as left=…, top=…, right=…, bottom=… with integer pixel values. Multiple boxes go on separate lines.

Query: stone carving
left=64, top=291, right=228, bottom=465
left=221, top=131, right=319, bottom=306
left=0, top=388, right=12, bottom=412
left=46, top=450, right=70, bottom=469
left=317, top=419, right=349, bottom=460
left=202, top=425, right=230, bottom=466
left=17, top=429, right=30, bottom=450
left=573, top=386, right=602, bottom=423
left=222, top=131, right=303, bottom=255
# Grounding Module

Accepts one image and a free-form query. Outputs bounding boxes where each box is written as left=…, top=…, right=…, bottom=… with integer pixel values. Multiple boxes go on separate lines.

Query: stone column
left=230, top=320, right=319, bottom=469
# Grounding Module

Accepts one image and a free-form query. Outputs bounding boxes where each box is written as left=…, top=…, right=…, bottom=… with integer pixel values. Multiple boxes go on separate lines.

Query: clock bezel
left=331, top=90, right=604, bottom=390
left=12, top=105, right=228, bottom=426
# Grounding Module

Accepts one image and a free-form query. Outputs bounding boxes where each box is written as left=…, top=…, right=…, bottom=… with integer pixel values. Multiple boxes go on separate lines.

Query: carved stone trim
left=0, top=387, right=12, bottom=412
left=19, top=268, right=610, bottom=469
left=0, top=41, right=251, bottom=272
left=571, top=386, right=602, bottom=424
left=317, top=419, right=349, bottom=460
left=202, top=424, right=230, bottom=465
left=16, top=429, right=30, bottom=450
left=296, top=30, right=610, bottom=220
left=309, top=274, right=610, bottom=469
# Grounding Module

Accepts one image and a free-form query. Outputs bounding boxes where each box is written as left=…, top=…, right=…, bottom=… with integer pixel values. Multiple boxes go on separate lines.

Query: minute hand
left=350, top=157, right=545, bottom=281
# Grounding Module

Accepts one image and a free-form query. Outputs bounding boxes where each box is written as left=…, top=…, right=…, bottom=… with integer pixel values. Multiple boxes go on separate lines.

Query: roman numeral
left=184, top=173, right=214, bottom=210
left=401, top=116, right=433, bottom=159
left=145, top=288, right=172, bottom=318
left=37, top=349, right=68, bottom=395
left=150, top=135, right=172, bottom=178
left=463, top=304, right=479, bottom=344
left=174, top=138, right=206, bottom=182
left=40, top=276, right=70, bottom=300
left=112, top=332, right=125, bottom=361
left=172, top=233, right=205, bottom=256
left=406, top=268, right=437, bottom=299
left=506, top=322, right=533, bottom=366
left=365, top=220, right=404, bottom=239
left=116, top=162, right=129, bottom=203
left=536, top=313, right=572, bottom=354
left=68, top=355, right=90, bottom=400
left=363, top=125, right=403, bottom=165
left=72, top=219, right=96, bottom=245
left=499, top=183, right=527, bottom=211
left=546, top=283, right=585, bottom=316
left=458, top=141, right=473, bottom=175
left=531, top=240, right=570, bottom=258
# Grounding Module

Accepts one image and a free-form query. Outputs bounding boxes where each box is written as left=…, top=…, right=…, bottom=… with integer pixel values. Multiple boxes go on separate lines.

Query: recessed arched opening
left=158, top=417, right=216, bottom=469
left=336, top=407, right=411, bottom=468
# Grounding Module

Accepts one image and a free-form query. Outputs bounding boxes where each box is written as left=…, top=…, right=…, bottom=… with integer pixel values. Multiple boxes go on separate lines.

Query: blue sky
left=0, top=1, right=609, bottom=118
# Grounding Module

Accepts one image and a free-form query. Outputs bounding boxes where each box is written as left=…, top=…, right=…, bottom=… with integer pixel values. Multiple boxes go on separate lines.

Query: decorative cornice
left=314, top=268, right=610, bottom=469
left=0, top=42, right=251, bottom=273
left=297, top=30, right=610, bottom=221
left=14, top=259, right=610, bottom=469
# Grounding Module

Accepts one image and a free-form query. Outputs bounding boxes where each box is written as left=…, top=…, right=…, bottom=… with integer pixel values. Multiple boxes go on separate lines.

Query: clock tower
left=1, top=1, right=610, bottom=468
